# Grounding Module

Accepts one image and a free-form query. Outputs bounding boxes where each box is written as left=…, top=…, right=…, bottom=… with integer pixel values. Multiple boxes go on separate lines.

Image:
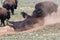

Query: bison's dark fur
left=0, top=7, right=10, bottom=26
left=2, top=0, right=18, bottom=15
left=21, top=12, right=31, bottom=18
left=32, top=1, right=58, bottom=18
left=9, top=12, right=44, bottom=31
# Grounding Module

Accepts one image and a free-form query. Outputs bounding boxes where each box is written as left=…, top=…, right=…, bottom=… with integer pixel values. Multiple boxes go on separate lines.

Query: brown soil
left=0, top=6, right=60, bottom=35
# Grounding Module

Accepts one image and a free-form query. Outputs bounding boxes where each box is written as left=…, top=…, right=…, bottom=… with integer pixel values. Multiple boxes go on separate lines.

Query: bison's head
left=32, top=9, right=46, bottom=18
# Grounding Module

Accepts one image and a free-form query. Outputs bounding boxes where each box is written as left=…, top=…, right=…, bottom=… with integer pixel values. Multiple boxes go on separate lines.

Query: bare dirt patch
left=0, top=6, right=60, bottom=35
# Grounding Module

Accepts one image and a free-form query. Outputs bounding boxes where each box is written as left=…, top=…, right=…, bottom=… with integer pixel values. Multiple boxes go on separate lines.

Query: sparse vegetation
left=0, top=0, right=60, bottom=40
left=0, top=23, right=60, bottom=40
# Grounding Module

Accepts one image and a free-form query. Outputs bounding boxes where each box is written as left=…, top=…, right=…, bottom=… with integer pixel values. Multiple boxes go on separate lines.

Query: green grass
left=0, top=0, right=60, bottom=40
left=0, top=23, right=60, bottom=40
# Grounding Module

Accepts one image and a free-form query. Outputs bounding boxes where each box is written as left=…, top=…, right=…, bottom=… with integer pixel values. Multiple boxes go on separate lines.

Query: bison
left=2, top=0, right=18, bottom=15
left=9, top=12, right=44, bottom=31
left=0, top=7, right=10, bottom=26
left=32, top=1, right=58, bottom=18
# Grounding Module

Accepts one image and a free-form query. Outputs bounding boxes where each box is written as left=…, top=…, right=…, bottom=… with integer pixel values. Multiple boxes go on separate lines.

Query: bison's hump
left=0, top=7, right=8, bottom=14
left=4, top=0, right=16, bottom=5
left=35, top=1, right=58, bottom=14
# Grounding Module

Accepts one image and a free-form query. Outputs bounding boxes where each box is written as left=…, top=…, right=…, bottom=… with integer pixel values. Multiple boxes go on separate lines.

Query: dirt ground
left=0, top=6, right=60, bottom=35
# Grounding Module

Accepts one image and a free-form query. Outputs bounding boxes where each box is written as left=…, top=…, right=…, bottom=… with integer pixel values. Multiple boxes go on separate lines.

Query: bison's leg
left=1, top=20, right=5, bottom=26
left=11, top=8, right=14, bottom=15
left=5, top=19, right=8, bottom=25
left=14, top=0, right=18, bottom=9
left=14, top=4, right=17, bottom=9
left=6, top=11, right=10, bottom=25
